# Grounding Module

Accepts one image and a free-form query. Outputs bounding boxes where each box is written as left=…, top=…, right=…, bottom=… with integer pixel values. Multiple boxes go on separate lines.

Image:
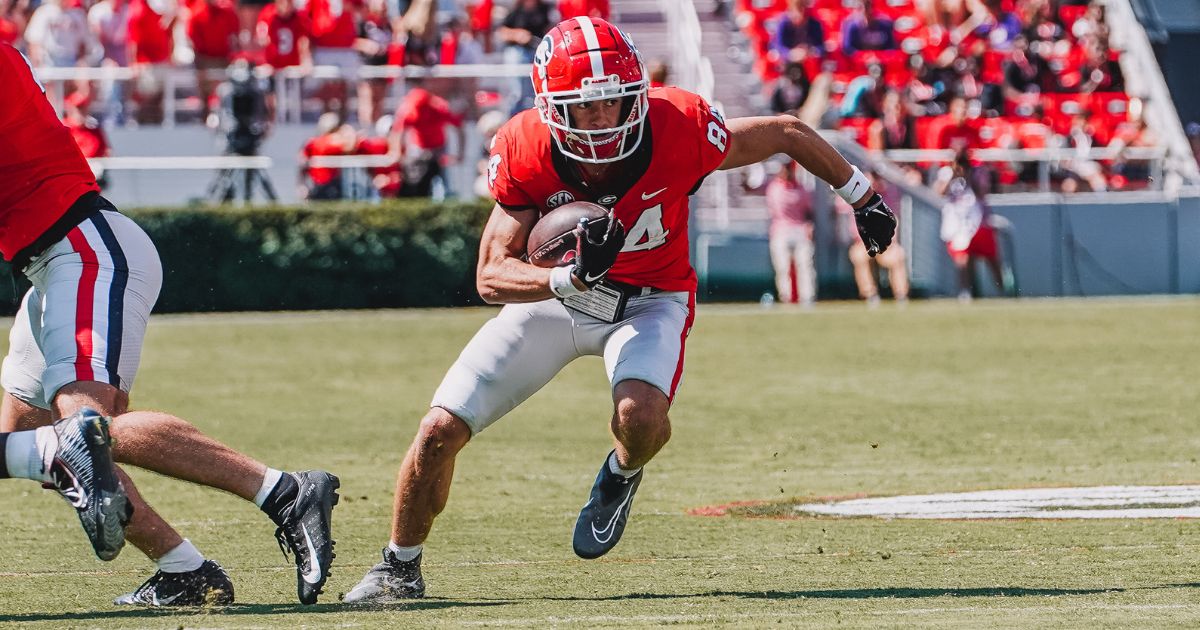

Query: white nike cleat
left=344, top=548, right=425, bottom=603
left=274, top=471, right=340, bottom=605
left=572, top=450, right=643, bottom=559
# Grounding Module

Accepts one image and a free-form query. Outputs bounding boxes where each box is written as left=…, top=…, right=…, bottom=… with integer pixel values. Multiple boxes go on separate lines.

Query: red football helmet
left=531, top=17, right=649, bottom=164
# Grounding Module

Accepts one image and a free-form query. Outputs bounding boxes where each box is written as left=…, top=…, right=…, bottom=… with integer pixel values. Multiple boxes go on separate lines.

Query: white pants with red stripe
left=2, top=210, right=162, bottom=409
left=431, top=291, right=695, bottom=434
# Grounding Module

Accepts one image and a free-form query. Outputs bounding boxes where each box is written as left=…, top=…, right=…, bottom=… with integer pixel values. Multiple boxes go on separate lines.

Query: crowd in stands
left=739, top=0, right=1155, bottom=192
left=1, top=0, right=610, bottom=199
left=1, top=0, right=604, bottom=123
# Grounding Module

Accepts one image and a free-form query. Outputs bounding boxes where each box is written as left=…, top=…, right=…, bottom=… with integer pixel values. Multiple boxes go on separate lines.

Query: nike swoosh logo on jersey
left=641, top=187, right=668, bottom=200
left=301, top=524, right=324, bottom=584
left=583, top=271, right=607, bottom=283
left=590, top=486, right=635, bottom=544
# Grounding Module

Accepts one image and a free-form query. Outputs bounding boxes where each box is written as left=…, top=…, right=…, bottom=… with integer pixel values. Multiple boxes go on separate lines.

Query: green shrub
left=0, top=199, right=493, bottom=314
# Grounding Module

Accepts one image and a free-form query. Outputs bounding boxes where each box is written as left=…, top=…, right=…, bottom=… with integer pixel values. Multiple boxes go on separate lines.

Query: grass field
left=1, top=297, right=1199, bottom=628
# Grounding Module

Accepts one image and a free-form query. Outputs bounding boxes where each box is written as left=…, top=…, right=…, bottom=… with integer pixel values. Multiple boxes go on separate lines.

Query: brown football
left=526, top=201, right=609, bottom=268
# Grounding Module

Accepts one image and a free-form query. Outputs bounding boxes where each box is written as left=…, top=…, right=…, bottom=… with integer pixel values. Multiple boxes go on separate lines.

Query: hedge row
left=0, top=200, right=493, bottom=314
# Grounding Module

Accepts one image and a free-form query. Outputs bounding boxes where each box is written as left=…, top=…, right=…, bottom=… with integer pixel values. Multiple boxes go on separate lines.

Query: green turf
left=2, top=297, right=1199, bottom=628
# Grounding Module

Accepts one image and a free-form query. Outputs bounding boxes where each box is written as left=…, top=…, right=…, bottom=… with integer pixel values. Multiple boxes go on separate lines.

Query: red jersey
left=306, top=0, right=357, bottom=48
left=392, top=88, right=462, bottom=151
left=488, top=87, right=730, bottom=292
left=258, top=5, right=310, bottom=68
left=0, top=44, right=100, bottom=261
left=127, top=0, right=174, bottom=64
left=187, top=0, right=240, bottom=59
left=303, top=134, right=348, bottom=185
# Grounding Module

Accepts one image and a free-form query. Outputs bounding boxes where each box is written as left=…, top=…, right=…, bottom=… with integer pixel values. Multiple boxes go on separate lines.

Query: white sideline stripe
left=795, top=485, right=1200, bottom=519
left=458, top=604, right=1193, bottom=626
left=575, top=17, right=605, bottom=79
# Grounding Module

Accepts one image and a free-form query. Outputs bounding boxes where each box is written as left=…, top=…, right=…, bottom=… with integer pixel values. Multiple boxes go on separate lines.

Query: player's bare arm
left=720, top=115, right=897, bottom=256
left=719, top=115, right=867, bottom=205
left=475, top=203, right=561, bottom=304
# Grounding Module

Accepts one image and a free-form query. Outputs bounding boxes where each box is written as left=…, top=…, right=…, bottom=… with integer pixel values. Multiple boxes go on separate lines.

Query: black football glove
left=853, top=192, right=897, bottom=257
left=571, top=213, right=626, bottom=288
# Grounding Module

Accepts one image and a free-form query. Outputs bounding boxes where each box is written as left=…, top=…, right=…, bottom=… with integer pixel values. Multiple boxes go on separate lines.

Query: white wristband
left=549, top=265, right=585, bottom=298
left=832, top=165, right=871, bottom=205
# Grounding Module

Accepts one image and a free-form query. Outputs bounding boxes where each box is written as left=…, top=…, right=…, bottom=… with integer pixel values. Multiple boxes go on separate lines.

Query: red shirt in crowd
left=257, top=4, right=310, bottom=68
left=937, top=121, right=979, bottom=153
left=0, top=17, right=19, bottom=45
left=302, top=134, right=348, bottom=185
left=0, top=44, right=100, bottom=261
left=127, top=0, right=174, bottom=64
left=306, top=0, right=357, bottom=48
left=392, top=87, right=462, bottom=151
left=64, top=119, right=111, bottom=158
left=558, top=0, right=609, bottom=20
left=187, top=0, right=240, bottom=59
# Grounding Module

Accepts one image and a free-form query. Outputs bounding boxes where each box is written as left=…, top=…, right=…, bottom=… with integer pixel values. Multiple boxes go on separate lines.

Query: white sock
left=157, top=539, right=205, bottom=573
left=5, top=428, right=51, bottom=482
left=387, top=541, right=423, bottom=562
left=253, top=468, right=284, bottom=507
left=607, top=451, right=641, bottom=478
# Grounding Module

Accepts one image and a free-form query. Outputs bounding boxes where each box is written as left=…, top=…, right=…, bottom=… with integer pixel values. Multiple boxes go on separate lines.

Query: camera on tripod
left=221, top=62, right=268, bottom=157
left=207, top=60, right=277, bottom=203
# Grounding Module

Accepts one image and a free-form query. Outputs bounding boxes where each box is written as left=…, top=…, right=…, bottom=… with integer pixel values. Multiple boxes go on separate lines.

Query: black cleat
left=114, top=560, right=234, bottom=606
left=43, top=408, right=131, bottom=561
left=572, top=450, right=643, bottom=559
left=274, top=470, right=339, bottom=605
left=343, top=548, right=425, bottom=603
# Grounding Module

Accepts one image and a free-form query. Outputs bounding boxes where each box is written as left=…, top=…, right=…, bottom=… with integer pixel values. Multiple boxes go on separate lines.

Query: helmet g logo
left=534, top=35, right=554, bottom=81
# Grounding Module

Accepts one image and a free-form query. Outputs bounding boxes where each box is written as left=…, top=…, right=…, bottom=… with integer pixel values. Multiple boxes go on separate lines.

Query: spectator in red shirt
left=62, top=91, right=112, bottom=189
left=388, top=81, right=464, bottom=198
left=558, top=0, right=608, bottom=21
left=936, top=96, right=978, bottom=153
left=467, top=0, right=493, bottom=53
left=126, top=0, right=176, bottom=124
left=305, top=0, right=360, bottom=118
left=301, top=111, right=357, bottom=200
left=187, top=0, right=240, bottom=120
left=0, top=0, right=27, bottom=47
left=257, top=0, right=310, bottom=69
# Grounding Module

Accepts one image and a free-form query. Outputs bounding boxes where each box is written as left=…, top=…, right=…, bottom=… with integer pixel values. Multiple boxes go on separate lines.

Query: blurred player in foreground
left=345, top=16, right=895, bottom=602
left=0, top=43, right=339, bottom=607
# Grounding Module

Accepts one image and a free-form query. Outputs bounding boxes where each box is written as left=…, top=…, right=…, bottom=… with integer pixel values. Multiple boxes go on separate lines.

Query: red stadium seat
left=839, top=116, right=874, bottom=145
left=976, top=118, right=1014, bottom=149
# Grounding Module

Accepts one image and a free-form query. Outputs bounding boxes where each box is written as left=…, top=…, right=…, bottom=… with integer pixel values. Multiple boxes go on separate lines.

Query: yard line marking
left=793, top=485, right=1200, bottom=519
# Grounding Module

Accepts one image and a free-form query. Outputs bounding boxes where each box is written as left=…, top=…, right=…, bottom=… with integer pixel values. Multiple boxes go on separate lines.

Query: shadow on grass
left=542, top=585, right=1147, bottom=601
left=0, top=599, right=510, bottom=623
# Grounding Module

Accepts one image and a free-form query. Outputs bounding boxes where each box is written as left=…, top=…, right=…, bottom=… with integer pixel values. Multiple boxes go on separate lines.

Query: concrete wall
left=694, top=193, right=1200, bottom=300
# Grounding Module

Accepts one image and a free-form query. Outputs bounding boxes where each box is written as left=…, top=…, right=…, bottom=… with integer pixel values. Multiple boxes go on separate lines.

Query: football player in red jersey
left=345, top=16, right=895, bottom=602
left=0, top=43, right=340, bottom=606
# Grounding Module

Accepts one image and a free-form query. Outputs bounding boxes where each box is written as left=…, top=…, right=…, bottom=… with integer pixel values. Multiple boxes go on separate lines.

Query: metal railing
left=1105, top=0, right=1199, bottom=191
left=35, top=63, right=530, bottom=128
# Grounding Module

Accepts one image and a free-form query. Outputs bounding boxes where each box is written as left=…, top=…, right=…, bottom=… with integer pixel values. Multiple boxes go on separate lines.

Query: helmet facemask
left=536, top=73, right=649, bottom=164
